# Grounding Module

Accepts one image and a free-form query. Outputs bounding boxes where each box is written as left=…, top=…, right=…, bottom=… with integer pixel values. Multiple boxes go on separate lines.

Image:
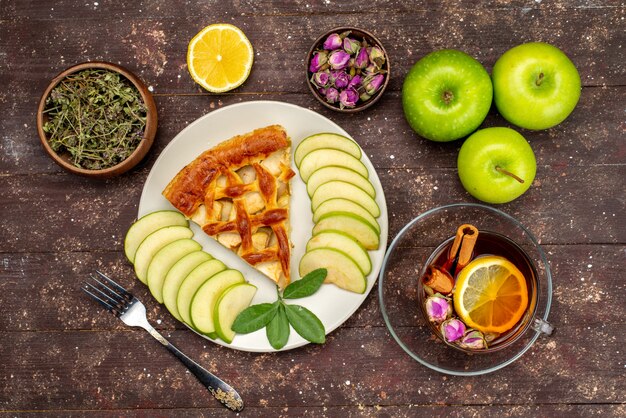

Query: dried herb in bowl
left=42, top=68, right=147, bottom=170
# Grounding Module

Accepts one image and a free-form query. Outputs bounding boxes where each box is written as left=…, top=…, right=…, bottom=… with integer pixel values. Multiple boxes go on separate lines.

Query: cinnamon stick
left=423, top=224, right=480, bottom=294
left=423, top=265, right=454, bottom=294
left=449, top=224, right=479, bottom=271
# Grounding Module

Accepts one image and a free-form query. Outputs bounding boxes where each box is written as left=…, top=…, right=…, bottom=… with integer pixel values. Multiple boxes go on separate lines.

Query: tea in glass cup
left=418, top=224, right=538, bottom=352
left=378, top=203, right=555, bottom=375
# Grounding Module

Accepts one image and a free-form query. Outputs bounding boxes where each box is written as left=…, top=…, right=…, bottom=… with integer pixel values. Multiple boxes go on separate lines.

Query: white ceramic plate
left=139, top=101, right=388, bottom=352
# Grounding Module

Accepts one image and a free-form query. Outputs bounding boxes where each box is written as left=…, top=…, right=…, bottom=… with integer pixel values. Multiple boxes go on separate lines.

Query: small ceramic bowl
left=37, top=61, right=157, bottom=178
left=306, top=27, right=390, bottom=113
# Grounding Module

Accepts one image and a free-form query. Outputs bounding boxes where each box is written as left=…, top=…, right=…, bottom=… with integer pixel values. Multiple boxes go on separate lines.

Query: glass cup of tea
left=378, top=203, right=554, bottom=375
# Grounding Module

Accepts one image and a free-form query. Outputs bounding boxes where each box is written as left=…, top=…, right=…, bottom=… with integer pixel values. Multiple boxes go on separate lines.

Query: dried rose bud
left=339, top=87, right=359, bottom=109
left=364, top=74, right=385, bottom=95
left=348, top=74, right=362, bottom=89
left=328, top=50, right=351, bottom=70
left=369, top=46, right=386, bottom=68
left=359, top=92, right=371, bottom=102
left=440, top=318, right=466, bottom=342
left=334, top=71, right=350, bottom=89
left=325, top=87, right=339, bottom=104
left=424, top=295, right=451, bottom=323
left=323, top=33, right=343, bottom=50
left=364, top=63, right=380, bottom=75
left=311, top=71, right=330, bottom=88
left=329, top=70, right=342, bottom=85
left=343, top=37, right=360, bottom=55
left=355, top=47, right=369, bottom=69
left=458, top=330, right=487, bottom=350
left=318, top=87, right=327, bottom=96
left=309, top=51, right=328, bottom=73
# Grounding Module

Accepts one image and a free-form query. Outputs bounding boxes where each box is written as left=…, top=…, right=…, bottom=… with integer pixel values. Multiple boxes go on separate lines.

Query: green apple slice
left=313, top=212, right=380, bottom=250
left=298, top=149, right=368, bottom=183
left=306, top=166, right=375, bottom=198
left=311, top=180, right=380, bottom=218
left=294, top=133, right=361, bottom=168
left=134, top=226, right=194, bottom=284
left=124, top=210, right=188, bottom=263
left=176, top=259, right=226, bottom=326
left=313, top=198, right=380, bottom=233
left=163, top=251, right=213, bottom=322
left=214, top=282, right=258, bottom=344
left=307, top=230, right=372, bottom=275
left=189, top=269, right=245, bottom=338
left=147, top=238, right=202, bottom=304
left=299, top=248, right=366, bottom=294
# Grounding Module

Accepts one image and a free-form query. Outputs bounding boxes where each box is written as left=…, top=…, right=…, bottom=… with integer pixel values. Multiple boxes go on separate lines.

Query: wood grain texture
left=0, top=0, right=624, bottom=415
left=1, top=405, right=625, bottom=418
left=1, top=163, right=623, bottom=254
left=2, top=88, right=626, bottom=175
left=1, top=323, right=624, bottom=411
left=1, top=245, right=623, bottom=330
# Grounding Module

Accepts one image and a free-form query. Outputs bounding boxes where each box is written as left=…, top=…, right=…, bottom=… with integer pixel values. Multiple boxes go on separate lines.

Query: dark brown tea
left=419, top=229, right=538, bottom=352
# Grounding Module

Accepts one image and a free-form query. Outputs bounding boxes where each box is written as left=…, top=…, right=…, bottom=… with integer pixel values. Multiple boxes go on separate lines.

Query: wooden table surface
left=1, top=1, right=624, bottom=416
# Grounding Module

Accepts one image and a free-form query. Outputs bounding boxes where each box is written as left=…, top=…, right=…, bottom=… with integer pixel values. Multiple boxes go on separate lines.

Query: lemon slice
left=453, top=255, right=529, bottom=333
left=187, top=24, right=254, bottom=93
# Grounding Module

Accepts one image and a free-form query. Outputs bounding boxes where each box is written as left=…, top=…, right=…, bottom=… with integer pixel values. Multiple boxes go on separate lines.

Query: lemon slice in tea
left=187, top=24, right=254, bottom=93
left=453, top=255, right=529, bottom=334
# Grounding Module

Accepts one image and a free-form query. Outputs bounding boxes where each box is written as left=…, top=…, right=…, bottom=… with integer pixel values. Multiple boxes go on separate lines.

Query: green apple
left=313, top=212, right=379, bottom=250
left=176, top=259, right=226, bottom=326
left=306, top=231, right=372, bottom=275
left=492, top=42, right=581, bottom=130
left=299, top=248, right=366, bottom=294
left=295, top=133, right=361, bottom=168
left=457, top=127, right=536, bottom=204
left=163, top=251, right=213, bottom=322
left=147, top=238, right=202, bottom=303
left=133, top=225, right=194, bottom=284
left=214, top=282, right=257, bottom=344
left=313, top=198, right=380, bottom=233
left=306, top=166, right=375, bottom=198
left=310, top=180, right=380, bottom=217
left=298, top=148, right=368, bottom=182
left=189, top=269, right=245, bottom=339
left=124, top=210, right=188, bottom=263
left=402, top=49, right=493, bottom=142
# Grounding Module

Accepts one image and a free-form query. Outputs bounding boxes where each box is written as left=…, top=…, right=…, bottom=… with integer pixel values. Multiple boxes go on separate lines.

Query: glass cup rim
left=378, top=202, right=553, bottom=376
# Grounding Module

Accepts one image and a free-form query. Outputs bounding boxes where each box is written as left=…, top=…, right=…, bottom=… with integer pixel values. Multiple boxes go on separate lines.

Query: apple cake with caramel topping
left=162, top=125, right=295, bottom=288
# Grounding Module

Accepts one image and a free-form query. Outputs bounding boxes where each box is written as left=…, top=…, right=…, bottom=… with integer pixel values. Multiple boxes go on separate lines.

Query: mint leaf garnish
left=231, top=303, right=278, bottom=334
left=282, top=268, right=327, bottom=299
left=231, top=269, right=329, bottom=347
left=266, top=303, right=290, bottom=350
left=283, top=303, right=326, bottom=344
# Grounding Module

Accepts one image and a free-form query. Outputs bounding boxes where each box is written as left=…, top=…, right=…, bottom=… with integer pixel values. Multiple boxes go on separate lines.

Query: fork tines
left=81, top=271, right=132, bottom=316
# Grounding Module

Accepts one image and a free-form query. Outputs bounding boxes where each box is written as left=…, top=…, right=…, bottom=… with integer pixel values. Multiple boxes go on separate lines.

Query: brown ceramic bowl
left=306, top=27, right=390, bottom=113
left=37, top=61, right=157, bottom=178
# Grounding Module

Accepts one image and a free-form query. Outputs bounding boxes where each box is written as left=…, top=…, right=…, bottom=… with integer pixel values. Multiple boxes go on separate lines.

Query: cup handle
left=532, top=318, right=554, bottom=335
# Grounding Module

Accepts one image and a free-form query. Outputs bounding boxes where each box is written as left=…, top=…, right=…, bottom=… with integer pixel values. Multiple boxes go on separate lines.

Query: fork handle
left=145, top=326, right=244, bottom=411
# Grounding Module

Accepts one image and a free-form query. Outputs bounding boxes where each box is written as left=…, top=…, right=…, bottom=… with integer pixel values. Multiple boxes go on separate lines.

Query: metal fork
left=82, top=271, right=244, bottom=412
